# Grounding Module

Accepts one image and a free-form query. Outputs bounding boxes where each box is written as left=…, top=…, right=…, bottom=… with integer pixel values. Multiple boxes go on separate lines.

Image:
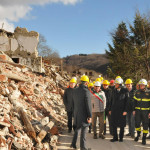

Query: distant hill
left=63, top=54, right=109, bottom=75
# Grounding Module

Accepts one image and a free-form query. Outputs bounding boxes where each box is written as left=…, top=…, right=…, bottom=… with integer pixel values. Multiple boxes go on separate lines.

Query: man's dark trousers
left=67, top=111, right=73, bottom=131
left=71, top=124, right=88, bottom=149
left=113, top=126, right=124, bottom=140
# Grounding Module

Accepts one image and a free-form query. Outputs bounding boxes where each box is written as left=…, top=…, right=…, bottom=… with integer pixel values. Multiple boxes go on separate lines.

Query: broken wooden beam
left=0, top=58, right=25, bottom=68
left=18, top=107, right=36, bottom=140
left=0, top=70, right=29, bottom=82
left=36, top=121, right=54, bottom=143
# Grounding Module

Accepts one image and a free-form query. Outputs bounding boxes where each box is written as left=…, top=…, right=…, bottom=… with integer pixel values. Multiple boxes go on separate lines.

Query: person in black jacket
left=109, top=78, right=129, bottom=142
left=70, top=75, right=92, bottom=150
left=125, top=79, right=135, bottom=138
left=102, top=80, right=113, bottom=135
left=63, top=78, right=76, bottom=133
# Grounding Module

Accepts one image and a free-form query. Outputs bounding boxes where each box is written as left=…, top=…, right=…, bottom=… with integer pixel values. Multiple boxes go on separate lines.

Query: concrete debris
left=0, top=57, right=69, bottom=149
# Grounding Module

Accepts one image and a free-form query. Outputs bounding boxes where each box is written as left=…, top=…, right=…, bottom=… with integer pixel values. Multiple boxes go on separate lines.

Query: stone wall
left=0, top=27, right=43, bottom=72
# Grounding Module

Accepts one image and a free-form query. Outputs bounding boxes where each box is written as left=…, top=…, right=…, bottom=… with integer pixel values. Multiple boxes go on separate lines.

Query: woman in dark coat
left=109, top=78, right=129, bottom=142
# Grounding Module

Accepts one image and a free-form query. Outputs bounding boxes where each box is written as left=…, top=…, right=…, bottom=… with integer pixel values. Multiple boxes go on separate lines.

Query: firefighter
left=133, top=79, right=150, bottom=145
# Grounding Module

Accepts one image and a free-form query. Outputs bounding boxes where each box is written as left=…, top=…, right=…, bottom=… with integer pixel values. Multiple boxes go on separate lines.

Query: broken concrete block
left=40, top=117, right=49, bottom=126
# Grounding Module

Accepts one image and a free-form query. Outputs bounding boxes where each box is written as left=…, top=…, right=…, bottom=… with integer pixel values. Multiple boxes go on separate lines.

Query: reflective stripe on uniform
left=136, top=127, right=141, bottom=131
left=135, top=107, right=149, bottom=110
left=134, top=96, right=150, bottom=101
left=134, top=96, right=140, bottom=101
left=142, top=99, right=150, bottom=101
left=143, top=130, right=148, bottom=134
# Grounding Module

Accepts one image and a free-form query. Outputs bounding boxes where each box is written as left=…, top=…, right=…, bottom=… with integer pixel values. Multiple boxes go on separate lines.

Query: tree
left=106, top=12, right=150, bottom=82
left=37, top=34, right=60, bottom=64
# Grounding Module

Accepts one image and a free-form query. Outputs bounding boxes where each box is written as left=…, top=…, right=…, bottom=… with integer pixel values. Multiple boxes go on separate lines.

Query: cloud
left=0, top=20, right=15, bottom=32
left=0, top=0, right=82, bottom=32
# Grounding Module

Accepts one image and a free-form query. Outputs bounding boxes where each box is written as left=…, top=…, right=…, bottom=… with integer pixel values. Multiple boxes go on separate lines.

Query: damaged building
left=0, top=27, right=42, bottom=72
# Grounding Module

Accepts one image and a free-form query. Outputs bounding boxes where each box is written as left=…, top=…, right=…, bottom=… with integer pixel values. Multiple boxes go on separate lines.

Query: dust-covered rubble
left=0, top=56, right=69, bottom=150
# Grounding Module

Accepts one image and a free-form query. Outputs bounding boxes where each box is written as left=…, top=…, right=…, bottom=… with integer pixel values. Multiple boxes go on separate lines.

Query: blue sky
left=1, top=0, right=150, bottom=58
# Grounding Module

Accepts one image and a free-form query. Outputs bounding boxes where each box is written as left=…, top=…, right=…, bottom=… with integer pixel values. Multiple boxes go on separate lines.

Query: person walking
left=102, top=80, right=113, bottom=135
left=109, top=78, right=129, bottom=142
left=125, top=79, right=135, bottom=138
left=63, top=78, right=76, bottom=133
left=133, top=79, right=150, bottom=145
left=70, top=75, right=92, bottom=150
left=91, top=81, right=106, bottom=139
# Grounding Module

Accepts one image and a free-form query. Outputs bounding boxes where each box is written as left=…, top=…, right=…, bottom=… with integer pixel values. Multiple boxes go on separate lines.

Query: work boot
left=110, top=136, right=118, bottom=142
left=93, top=133, right=97, bottom=139
left=134, top=131, right=141, bottom=142
left=142, top=133, right=147, bottom=145
left=70, top=144, right=77, bottom=149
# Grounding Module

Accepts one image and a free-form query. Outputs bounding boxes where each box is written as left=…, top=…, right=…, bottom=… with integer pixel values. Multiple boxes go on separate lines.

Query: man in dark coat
left=63, top=78, right=76, bottom=133
left=101, top=80, right=113, bottom=135
left=70, top=75, right=92, bottom=150
left=109, top=78, right=129, bottom=142
left=125, top=79, right=135, bottom=138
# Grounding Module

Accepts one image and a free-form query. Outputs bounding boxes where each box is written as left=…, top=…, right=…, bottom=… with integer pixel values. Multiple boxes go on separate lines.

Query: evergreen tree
left=106, top=12, right=150, bottom=82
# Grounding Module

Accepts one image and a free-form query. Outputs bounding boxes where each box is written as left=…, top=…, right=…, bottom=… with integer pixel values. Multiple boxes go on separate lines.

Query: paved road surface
left=57, top=126, right=150, bottom=150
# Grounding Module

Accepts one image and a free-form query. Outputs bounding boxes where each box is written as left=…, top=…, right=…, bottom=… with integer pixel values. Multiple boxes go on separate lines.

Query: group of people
left=63, top=75, right=150, bottom=150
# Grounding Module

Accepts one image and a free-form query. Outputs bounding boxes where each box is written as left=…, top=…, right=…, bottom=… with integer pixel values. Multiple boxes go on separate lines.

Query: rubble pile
left=0, top=58, right=69, bottom=150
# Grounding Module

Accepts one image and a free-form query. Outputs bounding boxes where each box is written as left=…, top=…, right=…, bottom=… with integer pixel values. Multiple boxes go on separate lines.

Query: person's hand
left=123, top=112, right=127, bottom=116
left=148, top=113, right=150, bottom=119
left=109, top=111, right=111, bottom=115
left=133, top=111, right=135, bottom=116
left=87, top=118, right=92, bottom=123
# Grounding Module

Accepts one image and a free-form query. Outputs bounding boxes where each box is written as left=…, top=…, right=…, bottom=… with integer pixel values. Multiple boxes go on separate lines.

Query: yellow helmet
left=103, top=80, right=109, bottom=85
left=70, top=78, right=77, bottom=83
left=93, top=81, right=96, bottom=84
left=115, top=76, right=121, bottom=79
left=100, top=77, right=104, bottom=81
left=80, top=75, right=89, bottom=82
left=96, top=78, right=101, bottom=82
left=88, top=83, right=94, bottom=88
left=125, top=79, right=133, bottom=84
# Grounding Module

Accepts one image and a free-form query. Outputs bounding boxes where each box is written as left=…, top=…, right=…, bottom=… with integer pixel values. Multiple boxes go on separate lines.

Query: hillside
left=63, top=54, right=109, bottom=75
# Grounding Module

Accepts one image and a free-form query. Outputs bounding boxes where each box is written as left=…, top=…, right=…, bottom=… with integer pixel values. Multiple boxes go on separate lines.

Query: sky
left=0, top=0, right=150, bottom=58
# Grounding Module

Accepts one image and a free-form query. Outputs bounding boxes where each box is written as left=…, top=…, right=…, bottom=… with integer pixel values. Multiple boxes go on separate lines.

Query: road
left=57, top=126, right=150, bottom=150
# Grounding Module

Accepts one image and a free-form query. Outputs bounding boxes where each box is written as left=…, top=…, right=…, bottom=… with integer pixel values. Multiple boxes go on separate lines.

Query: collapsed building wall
left=0, top=27, right=42, bottom=72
